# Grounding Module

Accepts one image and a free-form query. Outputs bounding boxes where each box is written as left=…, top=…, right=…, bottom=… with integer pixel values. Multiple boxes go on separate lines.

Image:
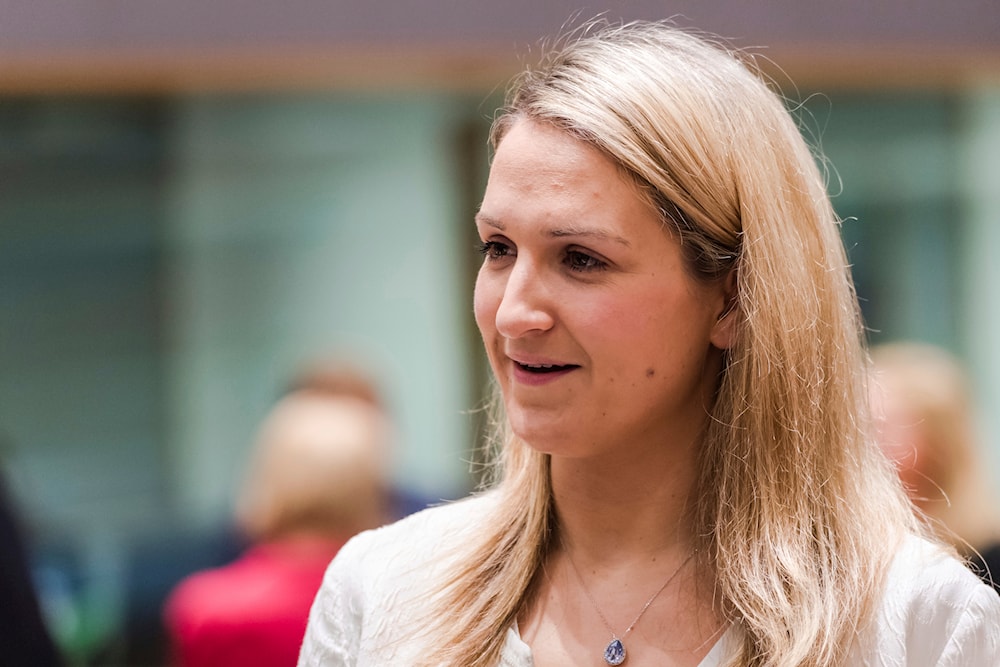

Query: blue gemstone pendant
left=604, top=638, right=626, bottom=665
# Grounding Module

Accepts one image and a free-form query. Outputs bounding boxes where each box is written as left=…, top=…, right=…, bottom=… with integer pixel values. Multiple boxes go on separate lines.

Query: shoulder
left=165, top=556, right=252, bottom=629
left=331, top=490, right=499, bottom=581
left=884, top=535, right=999, bottom=612
left=299, top=492, right=500, bottom=666
left=853, top=534, right=1000, bottom=666
left=971, top=541, right=1000, bottom=593
left=353, top=490, right=497, bottom=552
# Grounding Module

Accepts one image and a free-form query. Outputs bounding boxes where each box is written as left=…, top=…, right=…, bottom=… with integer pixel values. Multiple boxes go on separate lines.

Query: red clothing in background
left=164, top=537, right=343, bottom=667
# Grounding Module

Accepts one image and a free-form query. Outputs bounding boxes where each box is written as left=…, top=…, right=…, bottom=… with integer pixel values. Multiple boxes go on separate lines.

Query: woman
left=299, top=21, right=1000, bottom=666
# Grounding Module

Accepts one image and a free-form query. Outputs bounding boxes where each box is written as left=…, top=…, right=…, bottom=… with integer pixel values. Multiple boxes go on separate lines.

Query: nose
left=494, top=260, right=555, bottom=339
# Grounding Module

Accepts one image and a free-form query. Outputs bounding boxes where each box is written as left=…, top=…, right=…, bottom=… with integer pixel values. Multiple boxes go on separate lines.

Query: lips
left=506, top=356, right=580, bottom=386
left=516, top=362, right=578, bottom=374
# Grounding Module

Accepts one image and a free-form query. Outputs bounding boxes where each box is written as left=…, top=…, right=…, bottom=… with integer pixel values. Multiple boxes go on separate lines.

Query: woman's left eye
left=564, top=250, right=607, bottom=272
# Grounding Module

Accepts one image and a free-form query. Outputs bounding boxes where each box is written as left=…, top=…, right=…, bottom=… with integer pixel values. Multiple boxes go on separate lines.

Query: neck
left=520, top=434, right=721, bottom=666
left=549, top=436, right=700, bottom=564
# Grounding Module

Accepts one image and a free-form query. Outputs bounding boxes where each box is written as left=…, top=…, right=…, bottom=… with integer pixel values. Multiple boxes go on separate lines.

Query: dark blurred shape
left=162, top=361, right=393, bottom=667
left=871, top=341, right=1000, bottom=593
left=122, top=523, right=244, bottom=666
left=0, top=469, right=64, bottom=666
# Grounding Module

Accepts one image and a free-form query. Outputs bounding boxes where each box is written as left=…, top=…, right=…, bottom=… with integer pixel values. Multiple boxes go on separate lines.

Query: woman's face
left=474, top=119, right=734, bottom=459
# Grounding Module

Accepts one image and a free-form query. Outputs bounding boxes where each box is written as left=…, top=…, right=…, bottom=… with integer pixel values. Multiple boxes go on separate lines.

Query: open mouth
left=517, top=362, right=578, bottom=374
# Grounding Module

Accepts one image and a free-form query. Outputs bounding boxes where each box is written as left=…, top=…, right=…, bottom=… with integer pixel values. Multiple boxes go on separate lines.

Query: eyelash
left=564, top=250, right=608, bottom=273
left=476, top=241, right=510, bottom=260
left=476, top=241, right=608, bottom=273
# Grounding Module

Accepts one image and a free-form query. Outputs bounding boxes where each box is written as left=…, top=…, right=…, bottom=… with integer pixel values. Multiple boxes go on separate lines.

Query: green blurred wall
left=161, top=94, right=483, bottom=523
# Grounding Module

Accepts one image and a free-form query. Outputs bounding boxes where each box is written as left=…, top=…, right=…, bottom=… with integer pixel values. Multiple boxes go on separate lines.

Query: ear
left=709, top=269, right=739, bottom=350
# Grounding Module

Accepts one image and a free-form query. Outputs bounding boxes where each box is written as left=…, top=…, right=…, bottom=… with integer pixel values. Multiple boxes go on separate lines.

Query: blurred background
left=1, top=1, right=998, bottom=665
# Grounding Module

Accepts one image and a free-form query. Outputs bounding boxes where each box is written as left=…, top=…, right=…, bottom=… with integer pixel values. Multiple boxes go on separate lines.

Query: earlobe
left=710, top=306, right=738, bottom=350
left=710, top=269, right=739, bottom=350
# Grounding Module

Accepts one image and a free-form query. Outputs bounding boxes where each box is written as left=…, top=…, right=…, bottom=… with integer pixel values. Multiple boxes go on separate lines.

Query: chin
left=510, top=423, right=578, bottom=457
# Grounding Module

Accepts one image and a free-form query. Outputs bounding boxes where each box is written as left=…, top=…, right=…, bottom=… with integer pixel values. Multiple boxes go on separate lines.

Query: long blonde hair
left=421, top=20, right=919, bottom=667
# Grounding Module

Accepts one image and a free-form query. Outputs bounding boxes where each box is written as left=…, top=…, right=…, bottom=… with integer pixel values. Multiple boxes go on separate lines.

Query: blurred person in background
left=0, top=464, right=63, bottom=666
left=871, top=341, right=1000, bottom=593
left=164, top=362, right=392, bottom=667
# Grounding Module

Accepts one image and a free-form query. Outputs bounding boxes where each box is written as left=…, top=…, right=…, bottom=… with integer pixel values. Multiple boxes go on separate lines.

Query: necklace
left=563, top=547, right=695, bottom=666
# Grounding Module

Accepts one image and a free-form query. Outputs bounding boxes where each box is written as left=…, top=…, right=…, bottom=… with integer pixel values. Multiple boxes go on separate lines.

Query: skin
left=474, top=118, right=735, bottom=666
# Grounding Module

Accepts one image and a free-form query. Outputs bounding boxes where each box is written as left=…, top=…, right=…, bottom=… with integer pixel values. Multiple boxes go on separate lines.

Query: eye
left=477, top=240, right=514, bottom=262
left=564, top=249, right=607, bottom=272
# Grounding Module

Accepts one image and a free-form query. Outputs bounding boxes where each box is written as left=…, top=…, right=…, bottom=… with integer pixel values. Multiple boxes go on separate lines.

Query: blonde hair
left=871, top=341, right=1000, bottom=552
left=235, top=367, right=390, bottom=542
left=421, top=20, right=919, bottom=666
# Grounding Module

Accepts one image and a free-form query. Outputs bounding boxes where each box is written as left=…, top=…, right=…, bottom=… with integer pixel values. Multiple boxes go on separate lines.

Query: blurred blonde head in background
left=235, top=364, right=392, bottom=542
left=870, top=341, right=1000, bottom=555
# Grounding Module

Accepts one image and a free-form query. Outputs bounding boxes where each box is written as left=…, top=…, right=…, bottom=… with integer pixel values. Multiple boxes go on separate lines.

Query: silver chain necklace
left=563, top=548, right=695, bottom=666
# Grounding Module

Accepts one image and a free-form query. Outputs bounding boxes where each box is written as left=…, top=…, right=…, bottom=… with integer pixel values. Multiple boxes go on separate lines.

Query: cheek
left=596, top=292, right=713, bottom=373
left=585, top=291, right=663, bottom=346
left=473, top=270, right=498, bottom=337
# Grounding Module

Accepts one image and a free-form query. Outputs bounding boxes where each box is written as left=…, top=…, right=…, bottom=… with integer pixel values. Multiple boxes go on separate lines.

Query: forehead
left=481, top=120, right=653, bottom=225
left=489, top=120, right=613, bottom=181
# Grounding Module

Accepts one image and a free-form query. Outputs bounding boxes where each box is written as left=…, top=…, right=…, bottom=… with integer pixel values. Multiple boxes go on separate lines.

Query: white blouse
left=299, top=493, right=1000, bottom=666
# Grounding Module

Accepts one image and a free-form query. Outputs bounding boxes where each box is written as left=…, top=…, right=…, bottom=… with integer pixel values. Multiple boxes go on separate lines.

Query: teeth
left=525, top=364, right=554, bottom=369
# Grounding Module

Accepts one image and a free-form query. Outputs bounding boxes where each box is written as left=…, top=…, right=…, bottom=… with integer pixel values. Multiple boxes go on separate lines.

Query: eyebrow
left=475, top=214, right=631, bottom=248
